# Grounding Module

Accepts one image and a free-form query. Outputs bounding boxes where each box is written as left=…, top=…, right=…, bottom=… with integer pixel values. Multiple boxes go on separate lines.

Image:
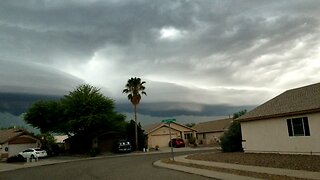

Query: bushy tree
left=60, top=84, right=124, bottom=136
left=220, top=121, right=243, bottom=152
left=185, top=123, right=196, bottom=128
left=233, top=110, right=247, bottom=119
left=220, top=110, right=247, bottom=152
left=24, top=84, right=126, bottom=140
left=24, top=100, right=63, bottom=133
left=126, top=120, right=147, bottom=151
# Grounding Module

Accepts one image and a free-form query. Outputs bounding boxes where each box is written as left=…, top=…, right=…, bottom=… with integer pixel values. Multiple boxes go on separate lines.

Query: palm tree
left=123, top=77, right=147, bottom=150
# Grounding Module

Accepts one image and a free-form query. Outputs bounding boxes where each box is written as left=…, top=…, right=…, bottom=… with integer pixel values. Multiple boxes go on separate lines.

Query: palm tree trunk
left=134, top=104, right=139, bottom=151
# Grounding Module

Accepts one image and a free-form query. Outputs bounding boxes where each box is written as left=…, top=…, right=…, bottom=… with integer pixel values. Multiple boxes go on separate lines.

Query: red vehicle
left=169, top=138, right=185, bottom=148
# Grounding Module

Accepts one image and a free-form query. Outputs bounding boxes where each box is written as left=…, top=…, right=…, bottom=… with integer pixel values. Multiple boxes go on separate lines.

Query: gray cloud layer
left=1, top=0, right=320, bottom=120
left=0, top=60, right=83, bottom=95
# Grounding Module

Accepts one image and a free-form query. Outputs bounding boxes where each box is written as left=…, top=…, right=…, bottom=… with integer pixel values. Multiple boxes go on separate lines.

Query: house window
left=203, top=134, right=206, bottom=139
left=287, top=117, right=310, bottom=136
left=184, top=133, right=192, bottom=140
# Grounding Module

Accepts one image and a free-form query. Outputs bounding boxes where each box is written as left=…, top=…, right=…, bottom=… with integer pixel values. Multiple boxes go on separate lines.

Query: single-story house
left=54, top=135, right=68, bottom=150
left=143, top=122, right=197, bottom=148
left=194, top=118, right=233, bottom=145
left=238, top=82, right=320, bottom=155
left=0, top=128, right=42, bottom=159
left=64, top=132, right=121, bottom=153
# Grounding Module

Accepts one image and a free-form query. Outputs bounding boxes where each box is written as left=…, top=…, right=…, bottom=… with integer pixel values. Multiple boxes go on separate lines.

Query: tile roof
left=0, top=128, right=25, bottom=144
left=193, top=118, right=233, bottom=133
left=143, top=123, right=162, bottom=134
left=143, top=122, right=197, bottom=134
left=238, top=82, right=320, bottom=122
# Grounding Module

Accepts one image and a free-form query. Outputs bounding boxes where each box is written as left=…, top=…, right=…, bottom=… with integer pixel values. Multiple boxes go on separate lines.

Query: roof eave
left=196, top=130, right=225, bottom=134
left=238, top=108, right=320, bottom=122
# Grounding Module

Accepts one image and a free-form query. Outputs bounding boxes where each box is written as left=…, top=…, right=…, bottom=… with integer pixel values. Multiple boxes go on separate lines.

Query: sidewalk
left=0, top=156, right=84, bottom=173
left=154, top=155, right=320, bottom=180
left=154, top=160, right=261, bottom=180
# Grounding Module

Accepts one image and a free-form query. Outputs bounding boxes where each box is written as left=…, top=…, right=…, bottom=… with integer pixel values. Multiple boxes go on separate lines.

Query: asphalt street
left=0, top=151, right=214, bottom=180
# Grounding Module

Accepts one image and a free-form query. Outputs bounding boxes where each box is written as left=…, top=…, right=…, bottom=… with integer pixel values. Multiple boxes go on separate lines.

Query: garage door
left=150, top=134, right=177, bottom=148
left=8, top=143, right=37, bottom=157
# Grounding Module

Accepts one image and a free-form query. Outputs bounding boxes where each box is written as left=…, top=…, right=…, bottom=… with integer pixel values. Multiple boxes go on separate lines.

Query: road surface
left=0, top=151, right=215, bottom=180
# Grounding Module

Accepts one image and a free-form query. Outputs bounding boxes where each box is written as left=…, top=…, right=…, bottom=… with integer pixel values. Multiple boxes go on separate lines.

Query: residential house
left=54, top=135, right=68, bottom=150
left=64, top=132, right=121, bottom=153
left=238, top=82, right=320, bottom=155
left=194, top=118, right=233, bottom=145
left=0, top=128, right=41, bottom=159
left=144, top=122, right=197, bottom=148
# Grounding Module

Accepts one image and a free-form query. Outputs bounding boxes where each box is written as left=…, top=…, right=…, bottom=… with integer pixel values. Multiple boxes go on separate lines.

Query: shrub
left=220, top=121, right=243, bottom=152
left=89, top=148, right=100, bottom=157
left=188, top=137, right=197, bottom=147
left=7, top=154, right=25, bottom=163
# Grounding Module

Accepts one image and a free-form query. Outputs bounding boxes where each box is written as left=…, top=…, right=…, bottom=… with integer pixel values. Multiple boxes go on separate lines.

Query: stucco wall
left=241, top=112, right=320, bottom=155
left=148, top=127, right=180, bottom=148
left=0, top=142, right=9, bottom=158
left=147, top=123, right=196, bottom=148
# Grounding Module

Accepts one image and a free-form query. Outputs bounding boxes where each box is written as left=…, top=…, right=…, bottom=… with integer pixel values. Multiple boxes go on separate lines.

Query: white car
left=19, top=148, right=48, bottom=159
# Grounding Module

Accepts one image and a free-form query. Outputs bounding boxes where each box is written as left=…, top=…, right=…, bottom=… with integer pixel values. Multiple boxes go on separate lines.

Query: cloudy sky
left=1, top=0, right=320, bottom=125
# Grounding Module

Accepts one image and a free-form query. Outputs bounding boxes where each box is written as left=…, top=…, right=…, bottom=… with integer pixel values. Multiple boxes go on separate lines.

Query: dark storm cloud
left=2, top=0, right=318, bottom=67
left=0, top=92, right=60, bottom=115
left=117, top=101, right=254, bottom=117
left=0, top=0, right=319, bottom=117
left=0, top=60, right=84, bottom=95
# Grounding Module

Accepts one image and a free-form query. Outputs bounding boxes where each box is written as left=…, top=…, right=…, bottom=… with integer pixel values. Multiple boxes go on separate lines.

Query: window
left=287, top=117, right=310, bottom=136
left=184, top=133, right=192, bottom=140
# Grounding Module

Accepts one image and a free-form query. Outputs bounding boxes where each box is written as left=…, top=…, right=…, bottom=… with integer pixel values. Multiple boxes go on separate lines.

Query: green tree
left=185, top=123, right=196, bottom=128
left=24, top=100, right=63, bottom=133
left=122, top=77, right=147, bottom=150
left=36, top=133, right=57, bottom=155
left=61, top=84, right=123, bottom=136
left=220, top=110, right=247, bottom=152
left=24, top=84, right=126, bottom=151
left=233, top=109, right=247, bottom=119
left=126, top=120, right=147, bottom=151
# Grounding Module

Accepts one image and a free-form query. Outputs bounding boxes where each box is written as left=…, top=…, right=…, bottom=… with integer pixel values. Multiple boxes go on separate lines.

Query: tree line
left=24, top=78, right=147, bottom=153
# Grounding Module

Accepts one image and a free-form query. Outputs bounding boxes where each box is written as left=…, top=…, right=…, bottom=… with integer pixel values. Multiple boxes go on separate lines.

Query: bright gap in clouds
left=159, top=26, right=186, bottom=40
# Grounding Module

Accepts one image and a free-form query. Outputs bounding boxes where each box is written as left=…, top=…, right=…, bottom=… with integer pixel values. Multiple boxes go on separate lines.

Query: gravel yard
left=187, top=152, right=320, bottom=172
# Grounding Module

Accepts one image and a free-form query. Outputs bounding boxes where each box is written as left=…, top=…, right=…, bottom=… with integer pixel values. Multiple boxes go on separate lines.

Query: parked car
left=113, top=140, right=132, bottom=153
left=19, top=148, right=48, bottom=159
left=169, top=138, right=185, bottom=148
left=33, top=148, right=48, bottom=158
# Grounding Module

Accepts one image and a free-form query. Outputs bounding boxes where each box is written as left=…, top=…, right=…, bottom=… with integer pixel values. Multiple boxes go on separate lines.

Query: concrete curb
left=153, top=160, right=261, bottom=180
left=177, top=155, right=320, bottom=180
left=154, top=154, right=320, bottom=180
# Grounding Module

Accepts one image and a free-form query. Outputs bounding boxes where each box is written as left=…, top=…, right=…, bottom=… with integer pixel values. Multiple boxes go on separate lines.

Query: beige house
left=238, top=82, right=320, bottom=155
left=0, top=128, right=41, bottom=159
left=144, top=122, right=197, bottom=148
left=194, top=118, right=233, bottom=145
